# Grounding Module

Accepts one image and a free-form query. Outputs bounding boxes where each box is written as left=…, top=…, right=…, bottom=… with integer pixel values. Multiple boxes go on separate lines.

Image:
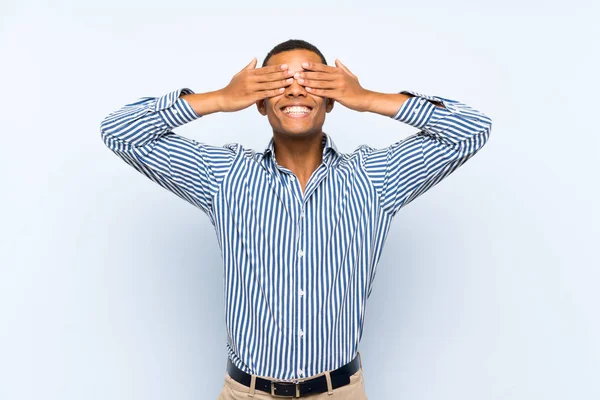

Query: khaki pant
left=217, top=353, right=368, bottom=399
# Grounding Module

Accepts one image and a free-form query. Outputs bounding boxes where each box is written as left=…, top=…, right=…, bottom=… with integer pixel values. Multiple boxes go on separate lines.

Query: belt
left=226, top=354, right=361, bottom=398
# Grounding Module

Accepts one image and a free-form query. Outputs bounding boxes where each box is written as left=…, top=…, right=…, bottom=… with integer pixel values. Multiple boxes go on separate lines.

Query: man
left=100, top=39, right=492, bottom=399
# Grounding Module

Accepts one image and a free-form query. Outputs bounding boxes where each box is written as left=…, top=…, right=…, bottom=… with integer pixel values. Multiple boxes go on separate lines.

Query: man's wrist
left=365, top=91, right=415, bottom=117
left=180, top=90, right=224, bottom=116
left=213, top=89, right=225, bottom=113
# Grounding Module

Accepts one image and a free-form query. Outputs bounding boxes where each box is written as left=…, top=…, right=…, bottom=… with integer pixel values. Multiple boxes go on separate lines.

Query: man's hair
left=262, top=39, right=327, bottom=67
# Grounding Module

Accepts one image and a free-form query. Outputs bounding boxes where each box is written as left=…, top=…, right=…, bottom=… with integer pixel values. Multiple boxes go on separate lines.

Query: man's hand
left=297, top=59, right=445, bottom=116
left=216, top=58, right=295, bottom=112
left=294, top=60, right=375, bottom=112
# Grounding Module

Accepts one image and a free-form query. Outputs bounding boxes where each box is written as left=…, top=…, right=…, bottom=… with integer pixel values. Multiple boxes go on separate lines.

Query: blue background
left=1, top=0, right=598, bottom=398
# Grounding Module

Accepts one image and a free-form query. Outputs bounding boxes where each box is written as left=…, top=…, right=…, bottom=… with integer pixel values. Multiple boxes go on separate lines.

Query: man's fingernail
left=281, top=64, right=288, bottom=69
left=302, top=62, right=309, bottom=67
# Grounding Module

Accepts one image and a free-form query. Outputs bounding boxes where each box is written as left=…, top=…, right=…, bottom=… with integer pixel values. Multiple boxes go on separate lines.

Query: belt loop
left=247, top=374, right=256, bottom=397
left=324, top=371, right=334, bottom=395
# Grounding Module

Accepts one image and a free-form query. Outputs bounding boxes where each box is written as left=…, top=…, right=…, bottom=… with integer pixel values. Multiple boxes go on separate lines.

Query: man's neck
left=272, top=131, right=325, bottom=182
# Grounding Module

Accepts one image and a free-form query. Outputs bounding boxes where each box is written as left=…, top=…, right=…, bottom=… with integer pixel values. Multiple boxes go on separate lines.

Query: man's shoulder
left=344, top=144, right=377, bottom=161
left=219, top=142, right=269, bottom=165
left=324, top=146, right=373, bottom=172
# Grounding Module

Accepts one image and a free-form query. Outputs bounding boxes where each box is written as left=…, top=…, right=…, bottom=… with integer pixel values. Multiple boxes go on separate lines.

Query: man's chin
left=276, top=128, right=317, bottom=137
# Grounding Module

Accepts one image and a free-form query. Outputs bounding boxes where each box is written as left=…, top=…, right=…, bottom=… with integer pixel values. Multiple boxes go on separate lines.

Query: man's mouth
left=280, top=106, right=313, bottom=118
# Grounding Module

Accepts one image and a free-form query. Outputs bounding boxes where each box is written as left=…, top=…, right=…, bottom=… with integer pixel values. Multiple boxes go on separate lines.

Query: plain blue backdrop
left=1, top=0, right=598, bottom=399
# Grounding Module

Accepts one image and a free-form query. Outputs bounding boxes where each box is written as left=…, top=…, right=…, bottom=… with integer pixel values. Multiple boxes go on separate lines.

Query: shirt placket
left=282, top=171, right=306, bottom=381
left=296, top=200, right=306, bottom=380
left=276, top=157, right=327, bottom=381
left=288, top=165, right=331, bottom=380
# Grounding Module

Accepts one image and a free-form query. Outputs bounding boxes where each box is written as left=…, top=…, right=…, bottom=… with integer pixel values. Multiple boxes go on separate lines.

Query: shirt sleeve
left=359, top=90, right=493, bottom=218
left=99, top=87, right=238, bottom=217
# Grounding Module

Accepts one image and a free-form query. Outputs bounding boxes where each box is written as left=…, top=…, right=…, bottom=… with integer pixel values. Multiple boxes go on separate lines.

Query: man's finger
left=258, top=87, right=286, bottom=98
left=297, top=79, right=336, bottom=89
left=335, top=59, right=356, bottom=78
left=241, top=57, right=257, bottom=72
left=254, top=63, right=289, bottom=75
left=334, top=59, right=348, bottom=72
left=304, top=87, right=336, bottom=97
left=301, top=61, right=337, bottom=73
left=255, top=77, right=294, bottom=91
left=254, top=69, right=295, bottom=83
left=296, top=71, right=337, bottom=81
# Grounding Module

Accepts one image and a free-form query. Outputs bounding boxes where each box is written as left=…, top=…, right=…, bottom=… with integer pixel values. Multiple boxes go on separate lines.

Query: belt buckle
left=270, top=381, right=301, bottom=398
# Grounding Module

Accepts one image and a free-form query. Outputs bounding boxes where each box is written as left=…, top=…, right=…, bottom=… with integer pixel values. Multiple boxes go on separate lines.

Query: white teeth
left=283, top=106, right=311, bottom=114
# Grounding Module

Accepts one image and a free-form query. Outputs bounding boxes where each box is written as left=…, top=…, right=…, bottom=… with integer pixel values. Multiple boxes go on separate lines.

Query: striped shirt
left=100, top=87, right=492, bottom=382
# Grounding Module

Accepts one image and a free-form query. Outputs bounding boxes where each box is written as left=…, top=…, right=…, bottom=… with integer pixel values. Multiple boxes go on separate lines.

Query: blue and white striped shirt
left=100, top=87, right=492, bottom=382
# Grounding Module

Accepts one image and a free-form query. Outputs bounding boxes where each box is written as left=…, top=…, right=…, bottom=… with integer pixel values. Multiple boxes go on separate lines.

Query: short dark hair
left=262, top=39, right=327, bottom=67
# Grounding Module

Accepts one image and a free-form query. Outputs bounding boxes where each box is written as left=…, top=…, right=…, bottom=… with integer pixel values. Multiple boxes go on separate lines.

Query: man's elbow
left=478, top=116, right=493, bottom=148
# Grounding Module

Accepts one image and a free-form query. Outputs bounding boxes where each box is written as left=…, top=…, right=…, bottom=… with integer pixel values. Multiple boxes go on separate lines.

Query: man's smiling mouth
left=280, top=105, right=313, bottom=117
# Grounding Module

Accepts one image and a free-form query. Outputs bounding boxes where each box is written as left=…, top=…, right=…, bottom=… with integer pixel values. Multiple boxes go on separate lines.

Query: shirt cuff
left=390, top=90, right=451, bottom=130
left=155, top=87, right=202, bottom=129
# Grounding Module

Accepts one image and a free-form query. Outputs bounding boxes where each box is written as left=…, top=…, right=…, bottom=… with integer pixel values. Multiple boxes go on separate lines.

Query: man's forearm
left=179, top=90, right=224, bottom=117
left=180, top=88, right=444, bottom=118
left=365, top=90, right=445, bottom=117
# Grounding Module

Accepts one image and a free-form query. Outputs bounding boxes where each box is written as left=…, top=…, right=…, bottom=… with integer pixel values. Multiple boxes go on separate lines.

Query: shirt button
left=173, top=109, right=178, bottom=113
left=298, top=249, right=304, bottom=258
left=299, top=289, right=305, bottom=296
left=299, top=369, right=304, bottom=376
left=299, top=329, right=304, bottom=337
left=413, top=108, right=420, bottom=113
left=290, top=175, right=296, bottom=180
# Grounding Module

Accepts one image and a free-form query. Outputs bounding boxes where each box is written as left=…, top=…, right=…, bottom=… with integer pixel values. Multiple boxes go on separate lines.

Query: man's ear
left=325, top=98, right=335, bottom=113
left=256, top=99, right=267, bottom=116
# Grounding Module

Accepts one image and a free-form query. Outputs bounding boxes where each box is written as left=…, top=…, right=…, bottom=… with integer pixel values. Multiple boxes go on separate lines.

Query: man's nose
left=286, top=76, right=307, bottom=97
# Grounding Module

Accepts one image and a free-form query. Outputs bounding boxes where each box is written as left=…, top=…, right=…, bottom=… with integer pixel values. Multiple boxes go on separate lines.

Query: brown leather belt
left=226, top=354, right=361, bottom=398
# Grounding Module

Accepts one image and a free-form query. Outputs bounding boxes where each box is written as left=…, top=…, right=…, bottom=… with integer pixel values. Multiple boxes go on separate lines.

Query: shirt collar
left=262, top=132, right=339, bottom=165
